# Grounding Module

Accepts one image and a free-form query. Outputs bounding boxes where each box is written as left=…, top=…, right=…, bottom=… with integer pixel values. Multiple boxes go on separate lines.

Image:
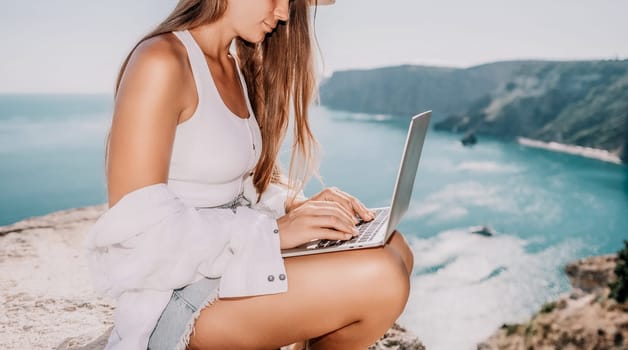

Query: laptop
left=281, top=110, right=431, bottom=257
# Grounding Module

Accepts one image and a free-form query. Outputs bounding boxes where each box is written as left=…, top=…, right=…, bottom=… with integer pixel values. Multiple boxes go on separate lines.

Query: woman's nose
left=274, top=0, right=289, bottom=21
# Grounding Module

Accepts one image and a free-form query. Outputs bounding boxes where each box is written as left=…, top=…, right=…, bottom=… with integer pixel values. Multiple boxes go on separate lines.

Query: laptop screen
left=385, top=111, right=431, bottom=237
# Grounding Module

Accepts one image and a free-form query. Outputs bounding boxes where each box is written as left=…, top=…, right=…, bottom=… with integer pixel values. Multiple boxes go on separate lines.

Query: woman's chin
left=240, top=32, right=268, bottom=44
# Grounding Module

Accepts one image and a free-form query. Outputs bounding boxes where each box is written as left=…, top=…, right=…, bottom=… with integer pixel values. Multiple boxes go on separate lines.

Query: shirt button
left=279, top=274, right=286, bottom=281
left=267, top=274, right=275, bottom=282
left=273, top=229, right=279, bottom=234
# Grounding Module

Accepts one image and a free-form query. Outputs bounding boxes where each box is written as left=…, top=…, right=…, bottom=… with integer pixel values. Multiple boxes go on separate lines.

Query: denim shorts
left=147, top=277, right=306, bottom=350
left=148, top=194, right=252, bottom=350
left=147, top=276, right=221, bottom=350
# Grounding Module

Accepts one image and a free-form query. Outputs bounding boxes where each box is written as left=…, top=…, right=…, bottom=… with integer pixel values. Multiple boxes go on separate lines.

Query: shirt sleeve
left=82, top=182, right=288, bottom=300
left=209, top=206, right=287, bottom=297
left=241, top=173, right=308, bottom=219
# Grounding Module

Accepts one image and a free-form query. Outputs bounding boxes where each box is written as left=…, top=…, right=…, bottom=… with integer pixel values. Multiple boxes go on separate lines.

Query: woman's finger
left=339, top=192, right=375, bottom=221
left=310, top=227, right=356, bottom=242
left=321, top=187, right=375, bottom=221
left=302, top=200, right=358, bottom=225
left=309, top=213, right=360, bottom=236
left=311, top=188, right=358, bottom=219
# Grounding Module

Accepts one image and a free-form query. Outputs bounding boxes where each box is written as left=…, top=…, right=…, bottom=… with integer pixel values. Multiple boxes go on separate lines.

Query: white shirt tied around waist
left=82, top=175, right=306, bottom=350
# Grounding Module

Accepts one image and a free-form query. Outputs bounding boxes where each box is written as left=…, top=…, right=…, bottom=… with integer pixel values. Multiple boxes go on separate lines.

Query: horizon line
left=2, top=56, right=626, bottom=95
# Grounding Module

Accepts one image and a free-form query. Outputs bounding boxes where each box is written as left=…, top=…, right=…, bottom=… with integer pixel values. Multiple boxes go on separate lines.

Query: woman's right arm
left=86, top=37, right=291, bottom=300
left=107, top=36, right=186, bottom=208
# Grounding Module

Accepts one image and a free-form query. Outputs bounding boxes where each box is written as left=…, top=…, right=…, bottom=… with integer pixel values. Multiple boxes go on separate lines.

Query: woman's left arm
left=288, top=187, right=376, bottom=222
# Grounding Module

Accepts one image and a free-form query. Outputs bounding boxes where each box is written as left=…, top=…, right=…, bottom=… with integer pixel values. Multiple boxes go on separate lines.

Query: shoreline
left=516, top=137, right=624, bottom=165
left=478, top=254, right=626, bottom=349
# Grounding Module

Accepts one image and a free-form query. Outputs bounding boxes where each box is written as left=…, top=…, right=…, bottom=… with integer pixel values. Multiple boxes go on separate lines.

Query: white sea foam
left=408, top=181, right=563, bottom=225
left=456, top=161, right=521, bottom=173
left=330, top=112, right=393, bottom=122
left=398, top=229, right=583, bottom=350
left=408, top=182, right=516, bottom=223
left=373, top=114, right=392, bottom=121
left=411, top=204, right=469, bottom=222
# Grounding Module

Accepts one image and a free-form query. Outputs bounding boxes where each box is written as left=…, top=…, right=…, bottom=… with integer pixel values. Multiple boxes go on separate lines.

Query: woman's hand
left=278, top=187, right=376, bottom=250
left=277, top=200, right=361, bottom=249
left=287, top=187, right=375, bottom=221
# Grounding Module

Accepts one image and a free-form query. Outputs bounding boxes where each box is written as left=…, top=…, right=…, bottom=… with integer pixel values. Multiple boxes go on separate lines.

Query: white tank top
left=167, top=29, right=263, bottom=208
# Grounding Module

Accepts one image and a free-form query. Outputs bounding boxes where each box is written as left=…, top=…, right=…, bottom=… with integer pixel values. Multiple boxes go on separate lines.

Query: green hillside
left=319, top=60, right=628, bottom=162
left=319, top=61, right=548, bottom=120
left=433, top=60, right=628, bottom=160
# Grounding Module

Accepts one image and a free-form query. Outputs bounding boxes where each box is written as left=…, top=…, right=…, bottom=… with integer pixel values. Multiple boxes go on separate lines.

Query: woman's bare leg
left=306, top=231, right=414, bottom=349
left=187, top=231, right=413, bottom=350
left=386, top=230, right=414, bottom=276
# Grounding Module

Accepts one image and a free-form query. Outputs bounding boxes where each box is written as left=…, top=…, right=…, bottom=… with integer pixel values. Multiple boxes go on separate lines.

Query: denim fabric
left=147, top=276, right=221, bottom=350
left=148, top=195, right=252, bottom=350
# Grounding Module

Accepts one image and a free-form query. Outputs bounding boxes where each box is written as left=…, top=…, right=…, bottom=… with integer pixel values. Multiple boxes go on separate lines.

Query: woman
left=92, top=0, right=414, bottom=349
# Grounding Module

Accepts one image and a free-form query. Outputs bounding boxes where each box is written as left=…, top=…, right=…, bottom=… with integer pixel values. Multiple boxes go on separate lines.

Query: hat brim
left=309, top=0, right=336, bottom=5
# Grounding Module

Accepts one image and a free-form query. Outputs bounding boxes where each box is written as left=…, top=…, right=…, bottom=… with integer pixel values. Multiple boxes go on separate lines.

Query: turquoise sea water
left=1, top=94, right=626, bottom=349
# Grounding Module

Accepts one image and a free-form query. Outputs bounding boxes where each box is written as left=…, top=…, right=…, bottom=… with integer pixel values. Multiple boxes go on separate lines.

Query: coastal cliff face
left=0, top=206, right=425, bottom=350
left=319, top=61, right=544, bottom=120
left=478, top=255, right=628, bottom=350
left=622, top=117, right=628, bottom=162
left=319, top=59, right=628, bottom=160
left=433, top=61, right=628, bottom=158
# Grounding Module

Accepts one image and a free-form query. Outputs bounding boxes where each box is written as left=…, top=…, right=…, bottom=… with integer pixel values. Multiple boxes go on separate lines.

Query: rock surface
left=368, top=323, right=426, bottom=350
left=478, top=255, right=628, bottom=350
left=565, top=255, right=619, bottom=293
left=0, top=205, right=425, bottom=350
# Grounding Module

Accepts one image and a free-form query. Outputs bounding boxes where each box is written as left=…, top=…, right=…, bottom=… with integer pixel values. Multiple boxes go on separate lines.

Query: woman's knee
left=386, top=230, right=415, bottom=277
left=355, top=248, right=411, bottom=319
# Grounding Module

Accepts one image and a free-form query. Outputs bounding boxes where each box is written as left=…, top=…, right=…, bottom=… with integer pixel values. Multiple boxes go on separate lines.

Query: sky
left=1, top=0, right=627, bottom=93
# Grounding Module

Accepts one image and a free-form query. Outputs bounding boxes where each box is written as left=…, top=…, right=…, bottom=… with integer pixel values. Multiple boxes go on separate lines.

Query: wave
left=330, top=112, right=393, bottom=122
left=406, top=181, right=563, bottom=226
left=398, top=228, right=583, bottom=350
left=456, top=161, right=521, bottom=173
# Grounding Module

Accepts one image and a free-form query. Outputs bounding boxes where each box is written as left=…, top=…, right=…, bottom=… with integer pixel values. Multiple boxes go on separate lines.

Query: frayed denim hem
left=148, top=277, right=221, bottom=350
left=174, top=287, right=220, bottom=350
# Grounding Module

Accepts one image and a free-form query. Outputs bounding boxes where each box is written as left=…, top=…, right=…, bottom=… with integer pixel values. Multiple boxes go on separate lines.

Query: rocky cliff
left=434, top=60, right=628, bottom=160
left=319, top=59, right=628, bottom=161
left=0, top=206, right=425, bottom=350
left=478, top=255, right=628, bottom=349
left=319, top=61, right=546, bottom=121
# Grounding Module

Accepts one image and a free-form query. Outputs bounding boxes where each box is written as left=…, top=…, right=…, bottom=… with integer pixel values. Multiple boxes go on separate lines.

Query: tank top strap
left=172, top=29, right=255, bottom=120
left=171, top=29, right=217, bottom=112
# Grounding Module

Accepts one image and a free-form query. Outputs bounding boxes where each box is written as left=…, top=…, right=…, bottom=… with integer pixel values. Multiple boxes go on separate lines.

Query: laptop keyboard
left=316, top=207, right=390, bottom=249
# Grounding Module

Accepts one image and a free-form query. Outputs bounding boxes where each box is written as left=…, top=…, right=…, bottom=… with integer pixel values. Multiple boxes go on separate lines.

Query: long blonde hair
left=105, top=0, right=323, bottom=206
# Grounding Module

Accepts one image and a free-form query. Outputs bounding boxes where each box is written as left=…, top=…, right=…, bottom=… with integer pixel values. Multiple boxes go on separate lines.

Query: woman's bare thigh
left=187, top=234, right=410, bottom=350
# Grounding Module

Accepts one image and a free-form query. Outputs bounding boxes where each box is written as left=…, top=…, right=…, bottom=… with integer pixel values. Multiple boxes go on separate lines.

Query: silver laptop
left=281, top=110, right=431, bottom=257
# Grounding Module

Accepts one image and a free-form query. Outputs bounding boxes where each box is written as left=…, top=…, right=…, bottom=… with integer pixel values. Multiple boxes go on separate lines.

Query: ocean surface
left=1, top=94, right=626, bottom=349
